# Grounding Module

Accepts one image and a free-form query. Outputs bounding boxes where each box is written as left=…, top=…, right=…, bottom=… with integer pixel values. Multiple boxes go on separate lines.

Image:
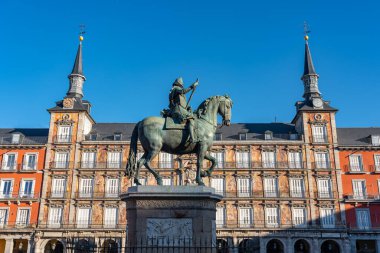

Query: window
left=79, top=178, right=93, bottom=198
left=137, top=152, right=145, bottom=168
left=265, top=207, right=279, bottom=227
left=57, top=125, right=72, bottom=142
left=16, top=208, right=30, bottom=227
left=216, top=207, right=225, bottom=228
left=23, top=154, right=37, bottom=170
left=133, top=177, right=147, bottom=186
left=19, top=180, right=34, bottom=198
left=2, top=153, right=17, bottom=170
left=77, top=208, right=91, bottom=228
left=352, top=180, right=367, bottom=200
left=236, top=151, right=250, bottom=168
left=315, top=152, right=329, bottom=169
left=51, top=178, right=66, bottom=198
left=106, top=178, right=119, bottom=197
left=290, top=134, right=298, bottom=140
left=214, top=133, right=222, bottom=141
left=312, top=125, right=328, bottom=143
left=349, top=155, right=363, bottom=172
left=372, top=135, right=380, bottom=146
left=82, top=152, right=96, bottom=168
left=210, top=152, right=224, bottom=168
left=107, top=152, right=122, bottom=168
left=290, top=178, right=304, bottom=198
left=239, top=133, right=247, bottom=140
left=11, top=134, right=21, bottom=144
left=317, top=178, right=332, bottom=198
left=356, top=209, right=371, bottom=230
left=54, top=152, right=69, bottom=168
left=264, top=177, right=278, bottom=197
left=238, top=207, right=252, bottom=228
left=90, top=133, right=97, bottom=141
left=114, top=133, right=122, bottom=141
left=265, top=131, right=273, bottom=140
left=288, top=152, right=302, bottom=168
left=0, top=209, right=8, bottom=228
left=162, top=178, right=172, bottom=186
left=237, top=178, right=251, bottom=197
left=159, top=153, right=173, bottom=168
left=0, top=180, right=13, bottom=198
left=320, top=208, right=335, bottom=228
left=292, top=208, right=307, bottom=227
left=104, top=207, right=118, bottom=228
left=262, top=151, right=276, bottom=168
left=48, top=207, right=62, bottom=228
left=211, top=178, right=225, bottom=195
left=374, top=155, right=380, bottom=171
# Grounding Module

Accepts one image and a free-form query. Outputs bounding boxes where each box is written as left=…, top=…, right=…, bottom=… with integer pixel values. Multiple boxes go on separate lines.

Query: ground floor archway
left=266, top=239, right=284, bottom=253
left=294, top=239, right=310, bottom=253
left=356, top=240, right=376, bottom=253
left=44, top=239, right=64, bottom=253
left=100, top=239, right=118, bottom=253
left=0, top=239, right=5, bottom=253
left=216, top=239, right=229, bottom=253
left=12, top=239, right=28, bottom=253
left=321, top=240, right=340, bottom=253
left=239, top=238, right=260, bottom=253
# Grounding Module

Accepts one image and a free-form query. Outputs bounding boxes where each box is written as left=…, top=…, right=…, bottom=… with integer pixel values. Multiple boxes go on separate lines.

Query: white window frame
left=315, top=152, right=330, bottom=169
left=48, top=207, right=63, bottom=228
left=54, top=152, right=69, bottom=168
left=23, top=153, right=38, bottom=170
left=264, top=177, right=278, bottom=197
left=11, top=134, right=21, bottom=144
left=216, top=206, right=225, bottom=228
left=133, top=177, right=147, bottom=186
left=104, top=207, right=118, bottom=228
left=374, top=155, right=380, bottom=172
left=2, top=153, right=17, bottom=171
left=292, top=207, right=307, bottom=227
left=312, top=125, right=328, bottom=143
left=159, top=153, right=173, bottom=168
left=356, top=208, right=371, bottom=230
left=162, top=178, right=172, bottom=186
left=0, top=179, right=13, bottom=198
left=79, top=178, right=93, bottom=198
left=352, top=180, right=367, bottom=200
left=77, top=207, right=91, bottom=228
left=265, top=207, right=279, bottom=227
left=51, top=178, right=66, bottom=198
left=210, top=151, right=224, bottom=168
left=349, top=155, right=363, bottom=172
left=107, top=151, right=122, bottom=168
left=288, top=151, right=302, bottom=169
left=57, top=125, right=72, bottom=142
left=262, top=151, right=276, bottom=168
left=320, top=208, right=335, bottom=228
left=237, top=178, right=251, bottom=197
left=289, top=177, right=305, bottom=198
left=236, top=151, right=250, bottom=168
left=211, top=178, right=225, bottom=195
left=372, top=135, right=380, bottom=146
left=16, top=208, right=30, bottom=227
left=238, top=207, right=252, bottom=228
left=105, top=178, right=119, bottom=197
left=19, top=179, right=35, bottom=198
left=317, top=178, right=332, bottom=198
left=82, top=152, right=96, bottom=168
left=0, top=208, right=9, bottom=228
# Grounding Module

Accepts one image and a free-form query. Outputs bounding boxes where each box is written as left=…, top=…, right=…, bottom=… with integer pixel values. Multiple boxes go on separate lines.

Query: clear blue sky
left=1, top=0, right=379, bottom=128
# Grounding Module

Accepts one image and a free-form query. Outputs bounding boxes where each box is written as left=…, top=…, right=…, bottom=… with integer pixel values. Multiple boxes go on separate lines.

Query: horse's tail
left=126, top=122, right=139, bottom=178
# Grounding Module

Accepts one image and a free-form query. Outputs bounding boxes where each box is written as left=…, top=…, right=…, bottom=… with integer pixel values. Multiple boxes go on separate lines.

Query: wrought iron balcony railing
left=49, top=161, right=75, bottom=169
left=311, top=162, right=335, bottom=170
left=0, top=162, right=39, bottom=172
left=0, top=222, right=37, bottom=229
left=0, top=192, right=40, bottom=200
left=313, top=191, right=335, bottom=199
left=344, top=194, right=380, bottom=202
left=215, top=220, right=346, bottom=230
left=38, top=223, right=127, bottom=229
left=54, top=135, right=73, bottom=143
left=220, top=161, right=306, bottom=170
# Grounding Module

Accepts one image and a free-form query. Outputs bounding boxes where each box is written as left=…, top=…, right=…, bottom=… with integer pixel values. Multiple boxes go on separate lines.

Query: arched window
left=321, top=240, right=340, bottom=253
left=266, top=239, right=284, bottom=253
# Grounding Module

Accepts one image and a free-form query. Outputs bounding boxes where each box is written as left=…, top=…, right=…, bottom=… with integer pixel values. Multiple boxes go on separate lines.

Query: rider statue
left=168, top=77, right=199, bottom=142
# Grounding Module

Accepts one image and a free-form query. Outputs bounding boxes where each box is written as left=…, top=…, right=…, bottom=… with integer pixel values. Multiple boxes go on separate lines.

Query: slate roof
left=0, top=128, right=48, bottom=145
left=303, top=42, right=317, bottom=76
left=85, top=122, right=301, bottom=141
left=337, top=128, right=380, bottom=146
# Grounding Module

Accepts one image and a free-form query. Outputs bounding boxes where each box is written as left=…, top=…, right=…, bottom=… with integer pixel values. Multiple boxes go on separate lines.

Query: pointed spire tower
left=301, top=34, right=323, bottom=108
left=67, top=35, right=86, bottom=98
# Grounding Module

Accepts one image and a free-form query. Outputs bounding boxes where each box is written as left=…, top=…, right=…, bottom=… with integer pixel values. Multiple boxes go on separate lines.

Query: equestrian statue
left=126, top=78, right=233, bottom=186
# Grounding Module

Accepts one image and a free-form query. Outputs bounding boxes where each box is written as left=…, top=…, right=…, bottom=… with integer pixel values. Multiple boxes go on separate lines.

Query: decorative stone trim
left=131, top=200, right=215, bottom=209
left=233, top=146, right=250, bottom=152
left=260, top=145, right=277, bottom=152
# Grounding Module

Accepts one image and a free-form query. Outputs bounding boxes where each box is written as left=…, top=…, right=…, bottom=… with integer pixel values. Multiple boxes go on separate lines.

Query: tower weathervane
left=79, top=24, right=86, bottom=43
left=303, top=21, right=310, bottom=41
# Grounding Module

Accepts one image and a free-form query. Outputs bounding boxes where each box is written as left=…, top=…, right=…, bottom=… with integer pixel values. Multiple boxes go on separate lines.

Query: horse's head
left=218, top=95, right=233, bottom=126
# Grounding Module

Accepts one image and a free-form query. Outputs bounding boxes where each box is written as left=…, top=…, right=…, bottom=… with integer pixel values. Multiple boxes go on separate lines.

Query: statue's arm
left=182, top=87, right=192, bottom=94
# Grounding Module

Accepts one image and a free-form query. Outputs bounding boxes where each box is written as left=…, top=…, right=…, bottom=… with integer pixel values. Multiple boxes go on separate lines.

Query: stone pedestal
left=121, top=186, right=222, bottom=250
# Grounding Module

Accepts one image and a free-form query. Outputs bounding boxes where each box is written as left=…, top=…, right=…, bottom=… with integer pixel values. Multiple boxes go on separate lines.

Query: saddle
left=164, top=117, right=187, bottom=130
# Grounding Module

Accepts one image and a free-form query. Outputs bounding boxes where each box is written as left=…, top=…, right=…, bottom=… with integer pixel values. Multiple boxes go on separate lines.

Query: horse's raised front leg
left=144, top=150, right=163, bottom=185
left=195, top=144, right=208, bottom=186
left=202, top=153, right=216, bottom=177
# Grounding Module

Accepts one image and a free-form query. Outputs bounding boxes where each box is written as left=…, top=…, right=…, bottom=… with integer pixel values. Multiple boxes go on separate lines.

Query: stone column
left=5, top=239, right=13, bottom=253
left=27, top=239, right=33, bottom=253
left=312, top=238, right=319, bottom=253
left=376, top=239, right=380, bottom=253
left=259, top=238, right=265, bottom=253
left=349, top=238, right=356, bottom=253
left=286, top=237, right=292, bottom=253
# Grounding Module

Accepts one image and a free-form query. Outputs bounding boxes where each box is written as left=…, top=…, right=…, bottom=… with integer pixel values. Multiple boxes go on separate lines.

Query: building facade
left=0, top=35, right=379, bottom=253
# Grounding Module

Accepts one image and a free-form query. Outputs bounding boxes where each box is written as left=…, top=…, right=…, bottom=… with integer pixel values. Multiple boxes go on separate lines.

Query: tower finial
left=303, top=21, right=310, bottom=42
left=79, top=24, right=85, bottom=44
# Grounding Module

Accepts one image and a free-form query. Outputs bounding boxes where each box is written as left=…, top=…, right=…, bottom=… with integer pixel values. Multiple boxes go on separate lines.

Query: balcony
left=314, top=191, right=335, bottom=199
left=38, top=223, right=127, bottom=229
left=215, top=220, right=346, bottom=230
left=343, top=165, right=368, bottom=174
left=54, top=135, right=73, bottom=144
left=49, top=161, right=75, bottom=170
left=0, top=162, right=39, bottom=172
left=221, top=161, right=306, bottom=170
left=0, top=222, right=37, bottom=230
left=74, top=191, right=121, bottom=199
left=311, top=162, right=334, bottom=171
left=218, top=191, right=306, bottom=199
left=0, top=192, right=40, bottom=201
left=344, top=194, right=380, bottom=203
left=312, top=135, right=329, bottom=144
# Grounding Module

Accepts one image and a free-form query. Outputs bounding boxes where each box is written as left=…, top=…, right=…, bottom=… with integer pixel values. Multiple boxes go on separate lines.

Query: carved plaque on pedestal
left=146, top=218, right=192, bottom=246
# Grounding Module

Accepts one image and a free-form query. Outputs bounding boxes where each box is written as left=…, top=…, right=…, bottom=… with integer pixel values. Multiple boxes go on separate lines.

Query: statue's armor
left=169, top=86, right=194, bottom=122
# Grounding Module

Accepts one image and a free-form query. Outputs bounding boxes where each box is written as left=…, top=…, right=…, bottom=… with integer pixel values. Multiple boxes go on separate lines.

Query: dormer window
left=90, top=133, right=97, bottom=141
left=214, top=133, right=222, bottom=141
left=11, top=134, right=21, bottom=144
left=114, top=133, right=122, bottom=141
left=290, top=134, right=298, bottom=140
left=239, top=133, right=247, bottom=141
left=371, top=135, right=380, bottom=146
left=265, top=131, right=273, bottom=140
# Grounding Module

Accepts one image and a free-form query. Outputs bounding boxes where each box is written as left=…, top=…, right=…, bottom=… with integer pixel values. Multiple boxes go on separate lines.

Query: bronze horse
left=126, top=95, right=233, bottom=186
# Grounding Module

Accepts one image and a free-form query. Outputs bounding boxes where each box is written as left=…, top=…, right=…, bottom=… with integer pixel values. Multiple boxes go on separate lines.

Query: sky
left=0, top=0, right=379, bottom=128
